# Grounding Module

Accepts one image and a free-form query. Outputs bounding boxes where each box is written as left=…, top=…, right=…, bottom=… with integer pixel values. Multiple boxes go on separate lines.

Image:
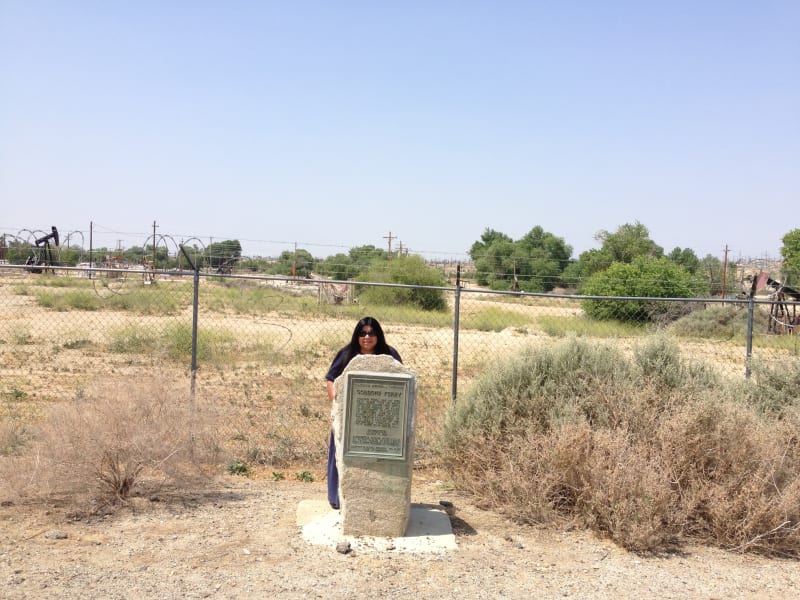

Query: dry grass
left=0, top=379, right=230, bottom=511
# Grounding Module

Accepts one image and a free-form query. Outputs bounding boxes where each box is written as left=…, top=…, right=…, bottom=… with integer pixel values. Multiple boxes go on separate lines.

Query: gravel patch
left=2, top=476, right=798, bottom=599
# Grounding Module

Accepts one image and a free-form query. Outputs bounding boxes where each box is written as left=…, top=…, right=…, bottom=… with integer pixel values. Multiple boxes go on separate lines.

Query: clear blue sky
left=2, top=1, right=798, bottom=262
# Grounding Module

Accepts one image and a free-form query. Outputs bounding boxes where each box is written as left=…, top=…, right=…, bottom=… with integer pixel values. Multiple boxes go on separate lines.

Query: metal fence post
left=451, top=264, right=461, bottom=403
left=745, top=293, right=755, bottom=379
left=179, top=245, right=200, bottom=398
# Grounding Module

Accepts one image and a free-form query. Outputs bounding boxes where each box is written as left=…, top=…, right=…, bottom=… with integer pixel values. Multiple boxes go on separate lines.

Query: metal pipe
left=180, top=244, right=200, bottom=397
left=451, top=264, right=461, bottom=403
left=745, top=292, right=755, bottom=379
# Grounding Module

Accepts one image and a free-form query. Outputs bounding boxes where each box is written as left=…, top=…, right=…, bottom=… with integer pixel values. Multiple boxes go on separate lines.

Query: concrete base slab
left=297, top=499, right=457, bottom=554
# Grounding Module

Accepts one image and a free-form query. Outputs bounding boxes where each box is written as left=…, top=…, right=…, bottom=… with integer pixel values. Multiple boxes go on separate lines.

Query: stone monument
left=331, top=353, right=416, bottom=537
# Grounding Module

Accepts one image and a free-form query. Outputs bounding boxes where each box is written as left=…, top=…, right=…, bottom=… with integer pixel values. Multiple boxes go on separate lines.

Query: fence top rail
left=454, top=285, right=793, bottom=307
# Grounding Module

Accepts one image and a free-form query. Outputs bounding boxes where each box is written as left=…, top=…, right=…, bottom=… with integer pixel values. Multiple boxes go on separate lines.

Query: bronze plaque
left=342, top=372, right=415, bottom=461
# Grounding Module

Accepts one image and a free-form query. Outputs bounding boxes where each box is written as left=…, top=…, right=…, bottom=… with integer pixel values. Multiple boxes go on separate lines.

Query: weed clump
left=441, top=335, right=800, bottom=556
left=225, top=460, right=252, bottom=477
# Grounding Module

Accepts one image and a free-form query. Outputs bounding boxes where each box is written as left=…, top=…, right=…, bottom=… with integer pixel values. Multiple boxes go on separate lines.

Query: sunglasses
left=358, top=330, right=376, bottom=338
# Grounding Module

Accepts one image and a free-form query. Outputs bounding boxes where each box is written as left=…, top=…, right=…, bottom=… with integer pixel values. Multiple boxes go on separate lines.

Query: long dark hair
left=341, top=316, right=392, bottom=365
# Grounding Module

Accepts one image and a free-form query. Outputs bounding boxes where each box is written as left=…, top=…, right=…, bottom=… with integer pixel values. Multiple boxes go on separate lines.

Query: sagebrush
left=441, top=335, right=800, bottom=556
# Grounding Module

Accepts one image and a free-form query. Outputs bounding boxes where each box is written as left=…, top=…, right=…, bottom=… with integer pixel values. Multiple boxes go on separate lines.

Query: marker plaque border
left=342, top=371, right=415, bottom=461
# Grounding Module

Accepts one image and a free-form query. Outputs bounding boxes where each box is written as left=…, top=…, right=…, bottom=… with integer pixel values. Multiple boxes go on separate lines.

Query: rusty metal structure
left=752, top=271, right=800, bottom=334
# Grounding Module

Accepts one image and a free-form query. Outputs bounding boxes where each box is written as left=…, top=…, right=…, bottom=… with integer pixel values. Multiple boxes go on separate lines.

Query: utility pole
left=384, top=231, right=395, bottom=260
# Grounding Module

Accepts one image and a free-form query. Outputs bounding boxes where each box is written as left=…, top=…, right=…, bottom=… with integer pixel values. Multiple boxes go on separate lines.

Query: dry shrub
left=747, top=357, right=800, bottom=415
left=0, top=378, right=228, bottom=510
left=443, top=425, right=594, bottom=523
left=660, top=403, right=800, bottom=555
left=0, top=416, right=33, bottom=458
left=579, top=429, right=681, bottom=552
left=445, top=422, right=681, bottom=551
left=669, top=304, right=754, bottom=339
left=441, top=336, right=800, bottom=556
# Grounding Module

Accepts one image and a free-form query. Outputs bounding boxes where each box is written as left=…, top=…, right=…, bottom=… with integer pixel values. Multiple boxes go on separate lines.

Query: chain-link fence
left=2, top=264, right=798, bottom=470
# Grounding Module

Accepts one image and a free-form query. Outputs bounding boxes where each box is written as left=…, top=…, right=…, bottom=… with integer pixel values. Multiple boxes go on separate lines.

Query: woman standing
left=324, top=316, right=402, bottom=509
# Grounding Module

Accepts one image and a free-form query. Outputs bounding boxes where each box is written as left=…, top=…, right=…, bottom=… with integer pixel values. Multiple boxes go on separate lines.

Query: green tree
left=781, top=229, right=800, bottom=285
left=317, top=253, right=359, bottom=280
left=562, top=249, right=614, bottom=291
left=205, top=240, right=242, bottom=271
left=469, top=227, right=571, bottom=292
left=469, top=228, right=513, bottom=261
left=563, top=222, right=664, bottom=291
left=473, top=238, right=516, bottom=288
left=515, top=226, right=573, bottom=292
left=667, top=247, right=700, bottom=274
left=697, top=254, right=737, bottom=297
left=349, top=245, right=387, bottom=269
left=237, top=256, right=269, bottom=272
left=470, top=228, right=512, bottom=287
left=3, top=238, right=32, bottom=264
left=582, top=257, right=699, bottom=323
left=358, top=255, right=447, bottom=311
left=55, top=246, right=83, bottom=266
left=121, top=245, right=148, bottom=265
left=271, top=248, right=315, bottom=277
left=595, top=221, right=663, bottom=263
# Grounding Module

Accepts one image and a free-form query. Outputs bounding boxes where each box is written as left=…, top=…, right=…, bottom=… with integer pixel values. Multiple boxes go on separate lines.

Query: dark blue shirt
left=325, top=346, right=402, bottom=382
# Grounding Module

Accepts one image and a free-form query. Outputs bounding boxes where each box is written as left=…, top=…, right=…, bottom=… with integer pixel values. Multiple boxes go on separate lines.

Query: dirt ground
left=2, top=473, right=799, bottom=600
